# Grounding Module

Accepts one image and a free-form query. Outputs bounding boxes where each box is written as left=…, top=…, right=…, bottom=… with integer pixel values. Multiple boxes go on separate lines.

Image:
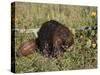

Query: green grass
left=13, top=2, right=97, bottom=73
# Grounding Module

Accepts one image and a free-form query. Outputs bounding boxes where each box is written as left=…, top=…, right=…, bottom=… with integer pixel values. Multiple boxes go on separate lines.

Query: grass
left=12, top=2, right=97, bottom=73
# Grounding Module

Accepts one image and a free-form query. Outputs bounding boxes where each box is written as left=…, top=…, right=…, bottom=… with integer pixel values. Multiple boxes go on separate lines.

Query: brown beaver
left=16, top=39, right=37, bottom=57
left=36, top=20, right=74, bottom=57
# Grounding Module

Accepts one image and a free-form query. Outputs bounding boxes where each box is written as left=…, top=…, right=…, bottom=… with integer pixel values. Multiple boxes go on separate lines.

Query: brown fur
left=51, top=25, right=74, bottom=57
left=36, top=20, right=74, bottom=57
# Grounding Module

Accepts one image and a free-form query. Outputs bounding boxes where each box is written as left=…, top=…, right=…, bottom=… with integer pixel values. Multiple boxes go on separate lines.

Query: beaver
left=36, top=20, right=74, bottom=57
left=16, top=39, right=37, bottom=57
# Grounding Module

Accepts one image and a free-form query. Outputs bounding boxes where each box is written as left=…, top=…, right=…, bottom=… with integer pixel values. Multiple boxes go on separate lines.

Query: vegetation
left=13, top=2, right=97, bottom=73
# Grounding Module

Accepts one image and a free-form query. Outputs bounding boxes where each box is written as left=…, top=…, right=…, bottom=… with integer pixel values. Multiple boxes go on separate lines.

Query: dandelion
left=92, top=43, right=96, bottom=49
left=91, top=11, right=96, bottom=17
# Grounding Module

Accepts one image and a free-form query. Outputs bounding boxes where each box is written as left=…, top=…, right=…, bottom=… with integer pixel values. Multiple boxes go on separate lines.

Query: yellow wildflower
left=91, top=11, right=96, bottom=17
left=92, top=43, right=96, bottom=49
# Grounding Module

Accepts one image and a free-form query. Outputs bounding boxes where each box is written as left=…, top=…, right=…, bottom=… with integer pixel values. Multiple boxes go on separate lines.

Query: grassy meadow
left=12, top=2, right=97, bottom=73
